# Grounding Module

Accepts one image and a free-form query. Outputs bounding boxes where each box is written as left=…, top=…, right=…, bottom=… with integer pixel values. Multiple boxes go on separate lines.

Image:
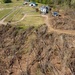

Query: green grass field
left=0, top=0, right=44, bottom=29
left=0, top=9, right=12, bottom=20
left=4, top=6, right=40, bottom=22
left=18, top=16, right=45, bottom=27
left=4, top=8, right=24, bottom=22
left=19, top=6, right=40, bottom=15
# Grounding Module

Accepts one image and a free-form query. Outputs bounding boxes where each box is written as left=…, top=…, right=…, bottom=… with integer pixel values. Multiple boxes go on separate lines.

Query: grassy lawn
left=0, top=0, right=23, bottom=8
left=18, top=16, right=45, bottom=27
left=0, top=3, right=22, bottom=8
left=0, top=9, right=12, bottom=20
left=4, top=8, right=24, bottom=22
left=20, top=6, right=40, bottom=15
left=4, top=6, right=41, bottom=22
left=0, top=0, right=44, bottom=29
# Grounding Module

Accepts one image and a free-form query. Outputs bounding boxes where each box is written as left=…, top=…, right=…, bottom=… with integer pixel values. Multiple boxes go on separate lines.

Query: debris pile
left=50, top=10, right=75, bottom=30
left=0, top=24, right=75, bottom=75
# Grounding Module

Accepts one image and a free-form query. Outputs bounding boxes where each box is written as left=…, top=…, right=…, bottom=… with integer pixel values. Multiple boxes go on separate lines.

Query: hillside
left=0, top=24, right=75, bottom=75
left=0, top=0, right=75, bottom=75
left=50, top=9, right=75, bottom=30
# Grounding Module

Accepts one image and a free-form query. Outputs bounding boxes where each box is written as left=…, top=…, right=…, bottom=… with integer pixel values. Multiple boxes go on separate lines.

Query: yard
left=0, top=0, right=45, bottom=28
left=0, top=0, right=23, bottom=8
left=17, top=16, right=45, bottom=28
left=4, top=6, right=41, bottom=22
left=4, top=8, right=24, bottom=22
left=0, top=9, right=12, bottom=20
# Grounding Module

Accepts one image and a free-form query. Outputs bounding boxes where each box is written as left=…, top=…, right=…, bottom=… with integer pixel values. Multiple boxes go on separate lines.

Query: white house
left=39, top=6, right=49, bottom=14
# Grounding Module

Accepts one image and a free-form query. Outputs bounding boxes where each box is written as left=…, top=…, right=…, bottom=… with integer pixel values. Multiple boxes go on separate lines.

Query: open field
left=4, top=8, right=24, bottom=22
left=0, top=0, right=45, bottom=29
left=0, top=3, right=23, bottom=8
left=18, top=16, right=45, bottom=27
left=4, top=6, right=41, bottom=22
left=0, top=9, right=12, bottom=20
left=0, top=1, right=44, bottom=29
left=0, top=0, right=23, bottom=7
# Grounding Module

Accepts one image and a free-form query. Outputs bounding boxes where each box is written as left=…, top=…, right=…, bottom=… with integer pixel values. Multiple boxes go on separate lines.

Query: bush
left=3, top=0, right=12, bottom=3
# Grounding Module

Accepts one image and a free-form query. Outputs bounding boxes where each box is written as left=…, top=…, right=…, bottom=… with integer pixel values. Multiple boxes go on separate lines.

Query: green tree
left=67, top=0, right=72, bottom=7
left=3, top=0, right=12, bottom=3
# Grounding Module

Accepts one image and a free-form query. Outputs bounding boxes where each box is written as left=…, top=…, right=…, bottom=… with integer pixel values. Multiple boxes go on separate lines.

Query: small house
left=29, top=2, right=37, bottom=7
left=39, top=6, right=50, bottom=14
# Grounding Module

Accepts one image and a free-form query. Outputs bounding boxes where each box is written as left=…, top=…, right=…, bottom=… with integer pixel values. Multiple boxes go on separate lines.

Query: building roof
left=40, top=6, right=49, bottom=11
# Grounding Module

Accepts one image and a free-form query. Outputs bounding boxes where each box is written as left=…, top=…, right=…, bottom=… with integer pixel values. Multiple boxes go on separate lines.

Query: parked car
left=52, top=12, right=59, bottom=16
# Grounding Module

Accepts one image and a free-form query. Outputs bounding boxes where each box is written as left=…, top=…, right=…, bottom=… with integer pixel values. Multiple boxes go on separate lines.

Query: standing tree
left=3, top=0, right=12, bottom=3
left=67, top=0, right=72, bottom=7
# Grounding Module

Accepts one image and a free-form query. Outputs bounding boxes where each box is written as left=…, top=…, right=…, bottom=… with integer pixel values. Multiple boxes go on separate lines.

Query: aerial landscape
left=0, top=0, right=75, bottom=75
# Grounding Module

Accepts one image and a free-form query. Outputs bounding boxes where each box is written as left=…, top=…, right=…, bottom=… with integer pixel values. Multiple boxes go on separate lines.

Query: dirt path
left=42, top=15, right=75, bottom=36
left=11, top=14, right=27, bottom=24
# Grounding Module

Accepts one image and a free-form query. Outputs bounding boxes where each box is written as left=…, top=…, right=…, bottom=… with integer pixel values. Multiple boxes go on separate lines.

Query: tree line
left=27, top=0, right=72, bottom=7
left=30, top=0, right=72, bottom=6
left=3, top=0, right=72, bottom=7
